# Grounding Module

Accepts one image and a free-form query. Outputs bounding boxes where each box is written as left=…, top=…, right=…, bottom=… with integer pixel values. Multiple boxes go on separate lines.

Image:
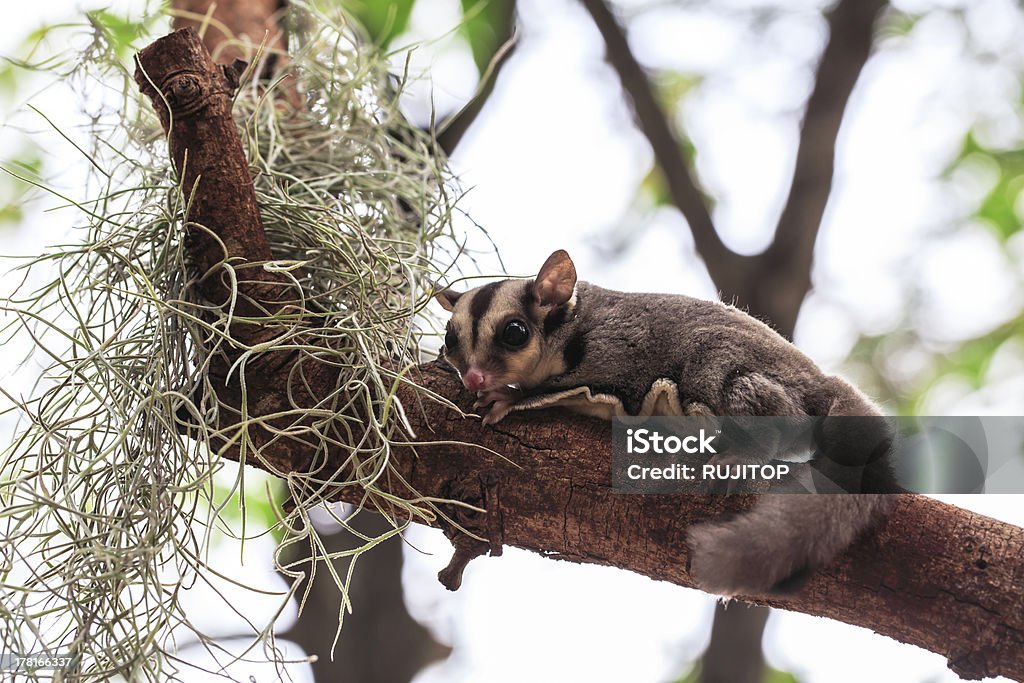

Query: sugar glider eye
left=501, top=320, right=529, bottom=347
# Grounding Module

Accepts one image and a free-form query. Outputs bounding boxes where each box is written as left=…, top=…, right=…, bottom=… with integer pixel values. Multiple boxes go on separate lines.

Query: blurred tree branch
left=579, top=0, right=737, bottom=295
left=580, top=0, right=887, bottom=338
left=171, top=0, right=288, bottom=65
left=279, top=512, right=451, bottom=682
left=698, top=603, right=770, bottom=683
left=437, top=1, right=518, bottom=155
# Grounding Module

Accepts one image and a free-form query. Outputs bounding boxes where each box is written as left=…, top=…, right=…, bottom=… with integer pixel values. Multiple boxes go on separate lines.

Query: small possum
left=435, top=249, right=898, bottom=596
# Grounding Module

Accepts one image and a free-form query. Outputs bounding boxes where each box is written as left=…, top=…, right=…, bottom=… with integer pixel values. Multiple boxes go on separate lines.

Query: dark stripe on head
left=470, top=282, right=499, bottom=347
left=543, top=305, right=569, bottom=335
left=520, top=282, right=537, bottom=318
left=563, top=334, right=586, bottom=372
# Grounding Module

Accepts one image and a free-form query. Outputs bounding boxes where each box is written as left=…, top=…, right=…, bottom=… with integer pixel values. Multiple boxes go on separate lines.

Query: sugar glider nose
left=464, top=369, right=487, bottom=391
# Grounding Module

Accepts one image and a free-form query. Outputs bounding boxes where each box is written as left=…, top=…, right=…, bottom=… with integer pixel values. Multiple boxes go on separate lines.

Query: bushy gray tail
left=686, top=494, right=893, bottom=596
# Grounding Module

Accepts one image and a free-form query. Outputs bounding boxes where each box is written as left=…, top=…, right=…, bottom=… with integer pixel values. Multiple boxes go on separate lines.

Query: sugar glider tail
left=686, top=494, right=894, bottom=596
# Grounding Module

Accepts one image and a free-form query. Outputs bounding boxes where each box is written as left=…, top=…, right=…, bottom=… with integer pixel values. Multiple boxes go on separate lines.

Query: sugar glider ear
left=434, top=286, right=463, bottom=312
left=532, top=249, right=577, bottom=307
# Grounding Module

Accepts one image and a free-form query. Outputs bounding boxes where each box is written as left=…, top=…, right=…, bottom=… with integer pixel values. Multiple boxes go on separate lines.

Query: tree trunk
left=699, top=604, right=770, bottom=683
left=279, top=512, right=450, bottom=683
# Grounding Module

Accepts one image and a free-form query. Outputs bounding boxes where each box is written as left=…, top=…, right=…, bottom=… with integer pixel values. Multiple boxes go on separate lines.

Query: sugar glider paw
left=473, top=391, right=517, bottom=425
left=481, top=402, right=515, bottom=425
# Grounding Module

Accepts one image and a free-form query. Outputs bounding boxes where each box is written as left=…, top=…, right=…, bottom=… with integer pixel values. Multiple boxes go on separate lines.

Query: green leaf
left=638, top=137, right=704, bottom=209
left=640, top=167, right=671, bottom=206
left=342, top=0, right=416, bottom=48
left=459, top=0, right=514, bottom=74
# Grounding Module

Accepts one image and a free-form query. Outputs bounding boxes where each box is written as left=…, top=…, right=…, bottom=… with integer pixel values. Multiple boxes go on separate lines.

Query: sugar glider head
left=436, top=250, right=578, bottom=400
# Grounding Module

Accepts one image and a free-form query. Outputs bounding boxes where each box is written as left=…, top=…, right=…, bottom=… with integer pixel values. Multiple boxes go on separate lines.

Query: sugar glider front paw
left=473, top=391, right=517, bottom=425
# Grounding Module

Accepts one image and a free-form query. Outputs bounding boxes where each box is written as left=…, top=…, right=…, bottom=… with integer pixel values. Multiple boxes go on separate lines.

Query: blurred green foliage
left=847, top=120, right=1024, bottom=414
left=459, top=0, right=514, bottom=74
left=341, top=0, right=416, bottom=48
left=89, top=9, right=152, bottom=60
left=952, top=132, right=1024, bottom=243
left=214, top=471, right=289, bottom=543
left=338, top=0, right=512, bottom=75
left=0, top=146, right=41, bottom=226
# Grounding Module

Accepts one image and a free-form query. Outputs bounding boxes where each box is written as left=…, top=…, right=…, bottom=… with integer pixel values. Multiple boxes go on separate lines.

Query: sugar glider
left=435, top=249, right=898, bottom=596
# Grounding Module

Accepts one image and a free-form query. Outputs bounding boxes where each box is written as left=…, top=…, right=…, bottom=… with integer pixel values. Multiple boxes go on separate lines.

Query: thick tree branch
left=134, top=28, right=1024, bottom=683
left=242, top=363, right=1024, bottom=682
left=134, top=29, right=297, bottom=347
left=578, top=0, right=739, bottom=289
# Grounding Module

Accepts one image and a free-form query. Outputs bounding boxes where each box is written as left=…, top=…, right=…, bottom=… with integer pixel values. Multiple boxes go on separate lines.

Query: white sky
left=2, top=1, right=1023, bottom=682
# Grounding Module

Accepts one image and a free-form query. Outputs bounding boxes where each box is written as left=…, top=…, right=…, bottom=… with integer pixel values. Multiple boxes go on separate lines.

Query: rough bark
left=134, top=26, right=1024, bottom=683
left=134, top=28, right=295, bottom=344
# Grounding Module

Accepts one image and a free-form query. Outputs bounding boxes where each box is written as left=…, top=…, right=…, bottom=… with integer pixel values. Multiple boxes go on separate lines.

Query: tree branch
left=134, top=28, right=1024, bottom=683
left=171, top=0, right=288, bottom=65
left=252, top=362, right=1024, bottom=682
left=758, top=0, right=889, bottom=335
left=436, top=5, right=519, bottom=156
left=134, top=29, right=296, bottom=347
left=579, top=0, right=888, bottom=338
left=578, top=0, right=739, bottom=290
